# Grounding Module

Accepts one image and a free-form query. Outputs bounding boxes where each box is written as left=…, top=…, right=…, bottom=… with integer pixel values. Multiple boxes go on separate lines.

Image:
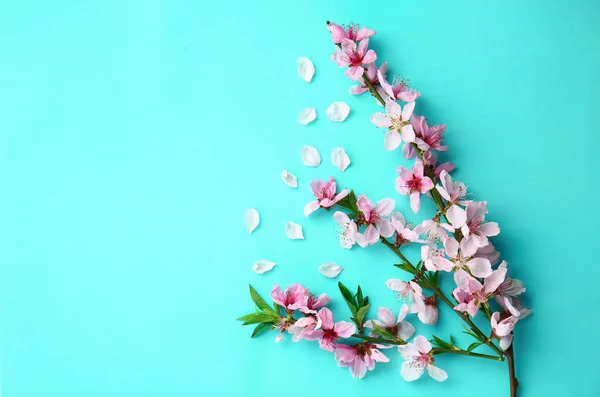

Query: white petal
left=286, top=221, right=304, bottom=240
left=331, top=148, right=351, bottom=171
left=326, top=101, right=350, bottom=122
left=401, top=361, right=424, bottom=381
left=301, top=145, right=321, bottom=167
left=297, top=57, right=315, bottom=82
left=298, top=108, right=317, bottom=125
left=245, top=208, right=259, bottom=234
left=252, top=260, right=276, bottom=274
left=319, top=262, right=343, bottom=278
left=281, top=170, right=298, bottom=188
left=428, top=366, right=448, bottom=382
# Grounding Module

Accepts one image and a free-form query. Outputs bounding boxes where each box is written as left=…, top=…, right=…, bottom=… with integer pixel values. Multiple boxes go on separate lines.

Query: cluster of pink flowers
left=240, top=22, right=530, bottom=393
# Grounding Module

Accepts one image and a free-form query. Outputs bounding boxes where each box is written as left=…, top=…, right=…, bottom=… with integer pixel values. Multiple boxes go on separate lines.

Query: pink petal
left=304, top=200, right=320, bottom=216
left=446, top=204, right=467, bottom=228
left=481, top=222, right=500, bottom=237
left=362, top=49, right=377, bottom=64
left=410, top=192, right=421, bottom=213
left=401, top=124, right=416, bottom=143
left=375, top=198, right=395, bottom=216
left=467, top=257, right=493, bottom=278
left=318, top=307, right=334, bottom=330
left=370, top=112, right=392, bottom=128
left=377, top=307, right=396, bottom=327
left=334, top=321, right=356, bottom=338
left=384, top=130, right=402, bottom=151
left=355, top=27, right=376, bottom=41
left=327, top=23, right=347, bottom=43
left=345, top=65, right=364, bottom=81
left=402, top=101, right=416, bottom=120
left=414, top=335, right=432, bottom=353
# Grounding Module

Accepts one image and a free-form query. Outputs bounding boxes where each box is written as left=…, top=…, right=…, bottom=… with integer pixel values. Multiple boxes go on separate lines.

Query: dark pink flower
left=331, top=39, right=377, bottom=81
left=379, top=70, right=420, bottom=102
left=334, top=343, right=390, bottom=379
left=304, top=177, right=349, bottom=216
left=303, top=307, right=355, bottom=351
left=327, top=22, right=376, bottom=44
left=271, top=284, right=308, bottom=312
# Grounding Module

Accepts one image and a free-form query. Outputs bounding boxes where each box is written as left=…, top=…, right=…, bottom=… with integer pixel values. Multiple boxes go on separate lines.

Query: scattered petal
left=245, top=208, right=259, bottom=234
left=319, top=262, right=343, bottom=278
left=252, top=260, right=276, bottom=274
left=301, top=145, right=321, bottom=167
left=281, top=170, right=298, bottom=188
left=297, top=57, right=315, bottom=83
left=299, top=108, right=317, bottom=125
left=286, top=221, right=304, bottom=240
left=331, top=148, right=351, bottom=171
left=326, top=102, right=350, bottom=122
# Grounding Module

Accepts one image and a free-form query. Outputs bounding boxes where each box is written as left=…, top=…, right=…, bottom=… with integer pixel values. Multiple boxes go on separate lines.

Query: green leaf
left=251, top=323, right=272, bottom=338
left=356, top=304, right=371, bottom=325
left=355, top=286, right=364, bottom=305
left=249, top=285, right=276, bottom=314
left=336, top=190, right=358, bottom=212
left=467, top=342, right=483, bottom=352
left=370, top=320, right=395, bottom=339
left=237, top=312, right=278, bottom=326
left=450, top=335, right=456, bottom=345
left=431, top=335, right=453, bottom=349
left=394, top=263, right=417, bottom=275
left=338, top=282, right=356, bottom=305
left=273, top=303, right=282, bottom=315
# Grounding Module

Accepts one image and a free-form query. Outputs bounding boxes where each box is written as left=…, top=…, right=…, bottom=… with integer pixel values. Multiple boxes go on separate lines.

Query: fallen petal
left=319, top=262, right=343, bottom=278
left=331, top=148, right=350, bottom=171
left=301, top=145, right=321, bottom=167
left=245, top=208, right=259, bottom=234
left=286, top=221, right=304, bottom=240
left=297, top=57, right=315, bottom=83
left=326, top=101, right=350, bottom=122
left=252, top=260, right=276, bottom=274
left=281, top=170, right=298, bottom=188
left=299, top=108, right=317, bottom=125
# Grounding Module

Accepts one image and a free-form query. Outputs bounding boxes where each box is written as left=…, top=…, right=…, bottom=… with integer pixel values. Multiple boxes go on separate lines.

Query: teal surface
left=1, top=1, right=598, bottom=396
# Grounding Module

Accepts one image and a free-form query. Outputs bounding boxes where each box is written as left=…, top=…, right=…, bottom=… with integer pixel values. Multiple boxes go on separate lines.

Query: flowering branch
left=239, top=21, right=529, bottom=395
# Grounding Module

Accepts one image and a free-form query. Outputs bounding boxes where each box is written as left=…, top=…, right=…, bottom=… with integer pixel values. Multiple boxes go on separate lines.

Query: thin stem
left=432, top=347, right=505, bottom=362
left=506, top=345, right=519, bottom=397
left=362, top=72, right=386, bottom=106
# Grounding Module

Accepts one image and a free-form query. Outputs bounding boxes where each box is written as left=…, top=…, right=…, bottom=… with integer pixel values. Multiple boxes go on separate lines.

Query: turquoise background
left=1, top=0, right=598, bottom=396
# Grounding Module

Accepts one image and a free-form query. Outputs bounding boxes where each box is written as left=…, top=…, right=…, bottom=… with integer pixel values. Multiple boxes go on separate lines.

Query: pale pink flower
left=378, top=70, right=420, bottom=102
left=327, top=22, right=376, bottom=44
left=421, top=243, right=453, bottom=272
left=287, top=315, right=320, bottom=342
left=414, top=218, right=455, bottom=243
left=496, top=295, right=531, bottom=319
left=452, top=263, right=507, bottom=317
left=390, top=211, right=419, bottom=246
left=442, top=237, right=493, bottom=278
left=418, top=296, right=439, bottom=325
left=460, top=201, right=500, bottom=253
left=398, top=336, right=447, bottom=382
left=370, top=100, right=416, bottom=151
left=426, top=151, right=455, bottom=177
left=474, top=241, right=500, bottom=266
left=386, top=279, right=424, bottom=312
left=334, top=211, right=358, bottom=248
left=334, top=343, right=390, bottom=379
left=271, top=284, right=308, bottom=312
left=396, top=160, right=434, bottom=213
left=364, top=305, right=415, bottom=341
left=491, top=312, right=518, bottom=350
left=300, top=293, right=331, bottom=314
left=332, top=38, right=377, bottom=81
left=304, top=177, right=349, bottom=216
left=436, top=170, right=468, bottom=228
left=356, top=195, right=395, bottom=238
left=350, top=62, right=387, bottom=95
left=303, top=307, right=355, bottom=351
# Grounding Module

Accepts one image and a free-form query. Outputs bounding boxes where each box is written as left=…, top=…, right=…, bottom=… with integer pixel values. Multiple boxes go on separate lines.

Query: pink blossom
left=396, top=160, right=434, bottom=213
left=426, top=151, right=455, bottom=178
left=332, top=38, right=377, bottom=81
left=390, top=211, right=419, bottom=246
left=473, top=241, right=500, bottom=266
left=334, top=343, right=390, bottom=379
left=271, top=284, right=308, bottom=312
left=356, top=195, right=395, bottom=239
left=300, top=293, right=331, bottom=314
left=304, top=177, right=349, bottom=216
left=442, top=237, right=493, bottom=278
left=334, top=211, right=358, bottom=248
left=327, top=22, right=376, bottom=44
left=287, top=315, right=320, bottom=342
left=303, top=307, right=355, bottom=351
left=496, top=295, right=531, bottom=319
left=418, top=296, right=439, bottom=325
left=414, top=218, right=454, bottom=243
left=460, top=201, right=500, bottom=253
left=435, top=170, right=468, bottom=228
left=364, top=305, right=415, bottom=341
left=370, top=100, right=416, bottom=151
left=398, top=336, right=447, bottom=382
left=421, top=243, right=453, bottom=272
left=386, top=279, right=424, bottom=312
left=491, top=312, right=518, bottom=350
left=350, top=62, right=387, bottom=95
left=452, top=263, right=507, bottom=317
left=378, top=70, right=420, bottom=102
